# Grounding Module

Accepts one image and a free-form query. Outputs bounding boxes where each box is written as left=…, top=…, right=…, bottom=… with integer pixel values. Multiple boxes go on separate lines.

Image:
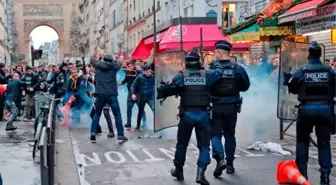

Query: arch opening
left=29, top=25, right=60, bottom=66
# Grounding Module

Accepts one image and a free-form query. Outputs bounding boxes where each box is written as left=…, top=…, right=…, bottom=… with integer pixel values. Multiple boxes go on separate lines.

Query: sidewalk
left=271, top=122, right=336, bottom=176
left=0, top=118, right=40, bottom=185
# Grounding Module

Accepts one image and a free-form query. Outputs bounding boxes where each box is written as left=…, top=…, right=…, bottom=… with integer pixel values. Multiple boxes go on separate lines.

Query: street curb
left=54, top=124, right=81, bottom=185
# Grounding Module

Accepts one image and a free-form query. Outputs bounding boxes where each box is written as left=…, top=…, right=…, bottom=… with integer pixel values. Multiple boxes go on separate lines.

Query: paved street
left=65, top=114, right=336, bottom=185
left=0, top=118, right=40, bottom=185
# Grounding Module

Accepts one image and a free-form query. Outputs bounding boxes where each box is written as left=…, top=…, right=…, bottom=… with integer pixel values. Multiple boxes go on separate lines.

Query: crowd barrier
left=37, top=95, right=58, bottom=185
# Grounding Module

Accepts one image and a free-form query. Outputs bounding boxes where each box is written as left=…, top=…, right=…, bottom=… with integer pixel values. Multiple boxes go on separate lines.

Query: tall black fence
left=39, top=98, right=58, bottom=185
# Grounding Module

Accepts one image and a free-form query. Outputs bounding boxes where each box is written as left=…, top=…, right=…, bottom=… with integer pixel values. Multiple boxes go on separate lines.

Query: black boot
left=5, top=124, right=17, bottom=131
left=107, top=131, right=115, bottom=138
left=196, top=166, right=209, bottom=185
left=320, top=173, right=330, bottom=185
left=226, top=165, right=235, bottom=174
left=213, top=159, right=227, bottom=177
left=124, top=123, right=131, bottom=128
left=171, top=167, right=184, bottom=181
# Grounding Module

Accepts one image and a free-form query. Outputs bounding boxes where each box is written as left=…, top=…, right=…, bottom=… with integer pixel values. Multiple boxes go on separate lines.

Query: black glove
left=283, top=72, right=292, bottom=86
left=157, top=83, right=176, bottom=100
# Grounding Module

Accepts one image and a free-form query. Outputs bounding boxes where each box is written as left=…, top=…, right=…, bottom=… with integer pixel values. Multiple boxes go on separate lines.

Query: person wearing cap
left=157, top=51, right=224, bottom=185
left=209, top=40, right=250, bottom=177
left=90, top=54, right=128, bottom=143
left=284, top=41, right=334, bottom=185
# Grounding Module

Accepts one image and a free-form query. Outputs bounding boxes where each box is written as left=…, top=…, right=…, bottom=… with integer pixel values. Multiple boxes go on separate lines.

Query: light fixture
left=302, top=29, right=331, bottom=36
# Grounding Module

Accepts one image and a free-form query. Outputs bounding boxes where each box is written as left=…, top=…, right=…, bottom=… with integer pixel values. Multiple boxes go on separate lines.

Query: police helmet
left=185, top=51, right=200, bottom=63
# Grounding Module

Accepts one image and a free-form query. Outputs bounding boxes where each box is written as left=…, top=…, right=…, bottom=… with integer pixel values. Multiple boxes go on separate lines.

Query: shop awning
left=130, top=39, right=153, bottom=60
left=278, top=0, right=331, bottom=24
left=230, top=25, right=260, bottom=43
left=144, top=30, right=168, bottom=45
left=159, top=24, right=245, bottom=50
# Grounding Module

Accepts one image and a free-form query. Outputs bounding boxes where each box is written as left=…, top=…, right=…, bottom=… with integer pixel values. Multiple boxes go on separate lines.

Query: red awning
left=278, top=0, right=331, bottom=24
left=144, top=30, right=168, bottom=45
left=159, top=24, right=248, bottom=50
left=130, top=39, right=153, bottom=60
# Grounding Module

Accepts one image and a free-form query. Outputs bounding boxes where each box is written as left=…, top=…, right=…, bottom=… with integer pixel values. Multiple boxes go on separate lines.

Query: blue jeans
left=91, top=94, right=124, bottom=136
left=5, top=100, right=19, bottom=125
left=0, top=173, right=2, bottom=185
left=174, top=110, right=210, bottom=168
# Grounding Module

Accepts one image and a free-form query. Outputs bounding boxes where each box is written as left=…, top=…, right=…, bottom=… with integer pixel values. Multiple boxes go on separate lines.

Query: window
left=133, top=0, right=135, bottom=11
left=184, top=8, right=188, bottom=17
left=138, top=32, right=140, bottom=41
left=130, top=36, right=132, bottom=49
left=222, top=3, right=236, bottom=28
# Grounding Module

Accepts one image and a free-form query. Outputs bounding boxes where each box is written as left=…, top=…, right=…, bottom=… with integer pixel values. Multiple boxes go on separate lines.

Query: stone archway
left=11, top=0, right=79, bottom=65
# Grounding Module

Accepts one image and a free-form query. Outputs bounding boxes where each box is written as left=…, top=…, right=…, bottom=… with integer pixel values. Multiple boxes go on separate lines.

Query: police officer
left=285, top=41, right=334, bottom=185
left=157, top=51, right=223, bottom=185
left=209, top=40, right=250, bottom=177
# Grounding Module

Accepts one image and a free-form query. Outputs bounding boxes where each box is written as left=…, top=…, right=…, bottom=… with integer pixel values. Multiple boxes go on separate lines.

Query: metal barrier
left=35, top=92, right=52, bottom=118
left=39, top=97, right=58, bottom=185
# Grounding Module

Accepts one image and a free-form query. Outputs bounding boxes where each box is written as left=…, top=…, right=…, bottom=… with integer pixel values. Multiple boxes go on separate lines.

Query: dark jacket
left=38, top=71, right=48, bottom=82
left=6, top=79, right=25, bottom=102
left=59, top=62, right=71, bottom=91
left=21, top=73, right=40, bottom=94
left=90, top=57, right=122, bottom=96
left=0, top=69, right=9, bottom=84
left=120, top=69, right=142, bottom=92
left=131, top=73, right=155, bottom=97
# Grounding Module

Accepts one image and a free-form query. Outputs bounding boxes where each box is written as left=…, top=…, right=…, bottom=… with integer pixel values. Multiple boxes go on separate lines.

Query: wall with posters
left=295, top=3, right=336, bottom=60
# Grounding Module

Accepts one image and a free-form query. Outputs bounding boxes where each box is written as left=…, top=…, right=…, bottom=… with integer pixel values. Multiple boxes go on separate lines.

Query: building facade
left=0, top=0, right=10, bottom=64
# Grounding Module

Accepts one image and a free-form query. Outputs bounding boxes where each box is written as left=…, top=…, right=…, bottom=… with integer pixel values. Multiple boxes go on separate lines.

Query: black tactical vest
left=210, top=62, right=239, bottom=97
left=180, top=70, right=210, bottom=108
left=298, top=64, right=334, bottom=102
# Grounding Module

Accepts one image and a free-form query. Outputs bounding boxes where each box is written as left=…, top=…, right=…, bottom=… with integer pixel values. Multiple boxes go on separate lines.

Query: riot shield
left=154, top=51, right=186, bottom=132
left=277, top=40, right=325, bottom=120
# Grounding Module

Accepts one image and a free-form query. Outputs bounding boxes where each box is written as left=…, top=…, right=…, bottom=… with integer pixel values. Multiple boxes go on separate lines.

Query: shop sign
left=295, top=3, right=336, bottom=35
left=332, top=29, right=336, bottom=45
left=259, top=26, right=293, bottom=36
left=278, top=9, right=316, bottom=24
left=230, top=31, right=260, bottom=42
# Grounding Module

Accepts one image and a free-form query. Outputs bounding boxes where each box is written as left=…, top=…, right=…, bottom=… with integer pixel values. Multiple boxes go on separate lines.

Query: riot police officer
left=209, top=40, right=250, bottom=177
left=285, top=41, right=334, bottom=185
left=157, top=51, right=223, bottom=185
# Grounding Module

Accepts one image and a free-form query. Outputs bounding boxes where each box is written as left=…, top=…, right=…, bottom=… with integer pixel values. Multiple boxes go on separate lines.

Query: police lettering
left=184, top=77, right=206, bottom=85
left=222, top=69, right=234, bottom=78
left=305, top=72, right=328, bottom=82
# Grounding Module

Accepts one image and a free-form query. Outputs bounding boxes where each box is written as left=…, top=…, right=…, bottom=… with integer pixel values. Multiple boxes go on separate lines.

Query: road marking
left=105, top=151, right=126, bottom=164
left=159, top=148, right=175, bottom=160
left=125, top=150, right=140, bottom=162
left=81, top=152, right=102, bottom=166
left=141, top=148, right=165, bottom=162
left=236, top=147, right=265, bottom=157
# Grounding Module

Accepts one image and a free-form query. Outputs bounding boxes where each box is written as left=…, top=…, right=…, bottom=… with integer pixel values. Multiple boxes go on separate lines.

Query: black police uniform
left=209, top=40, right=250, bottom=177
left=287, top=42, right=334, bottom=185
left=157, top=51, right=223, bottom=185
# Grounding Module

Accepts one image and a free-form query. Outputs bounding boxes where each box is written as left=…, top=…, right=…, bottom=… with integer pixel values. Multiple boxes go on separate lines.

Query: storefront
left=131, top=18, right=250, bottom=60
left=278, top=0, right=336, bottom=60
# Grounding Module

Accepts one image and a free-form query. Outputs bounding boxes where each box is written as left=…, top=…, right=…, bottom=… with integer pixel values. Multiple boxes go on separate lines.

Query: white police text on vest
left=184, top=77, right=206, bottom=85
left=305, top=72, right=328, bottom=82
left=222, top=69, right=234, bottom=78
